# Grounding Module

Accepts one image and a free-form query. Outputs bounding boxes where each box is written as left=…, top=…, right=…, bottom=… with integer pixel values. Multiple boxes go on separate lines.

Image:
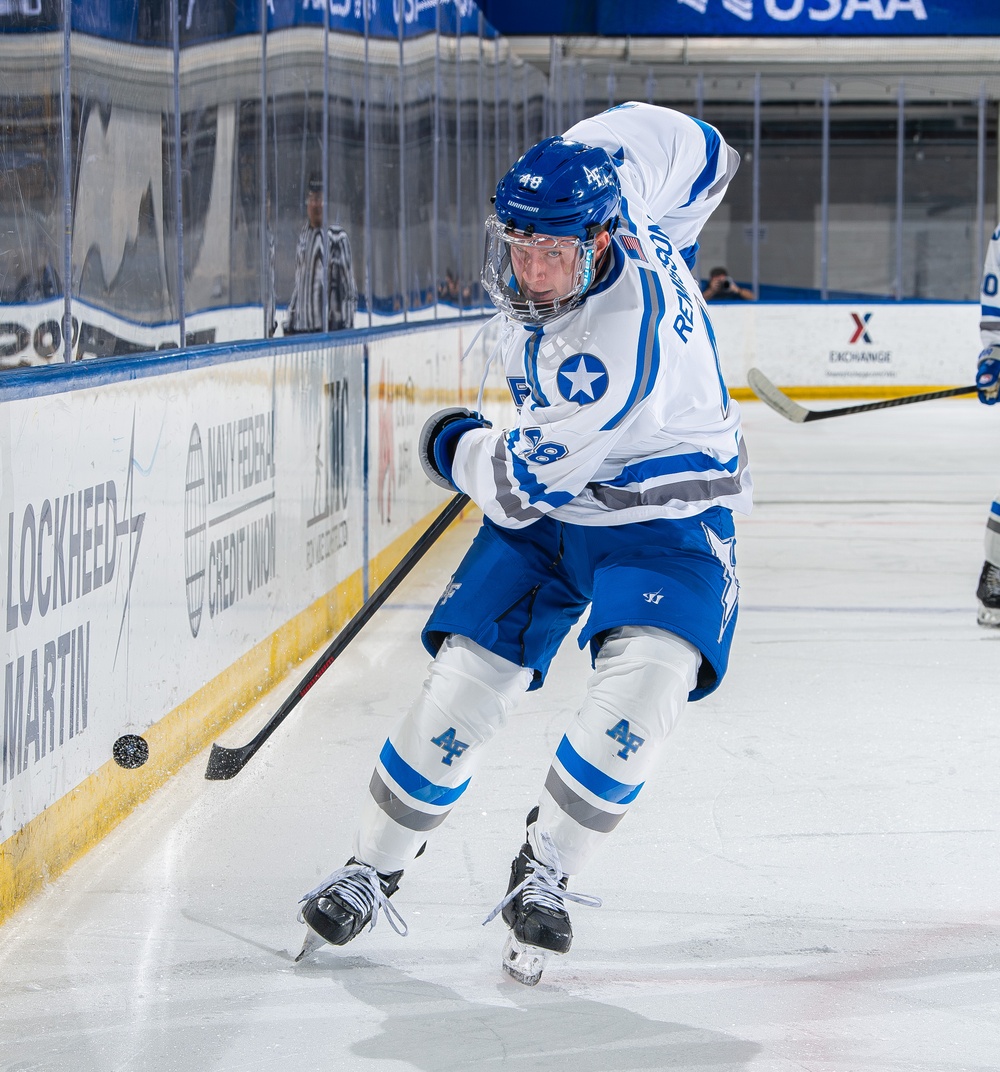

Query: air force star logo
left=556, top=353, right=609, bottom=404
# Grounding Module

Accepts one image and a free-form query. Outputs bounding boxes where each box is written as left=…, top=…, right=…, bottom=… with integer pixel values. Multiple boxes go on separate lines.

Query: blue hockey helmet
left=482, top=137, right=621, bottom=323
left=492, top=136, right=621, bottom=240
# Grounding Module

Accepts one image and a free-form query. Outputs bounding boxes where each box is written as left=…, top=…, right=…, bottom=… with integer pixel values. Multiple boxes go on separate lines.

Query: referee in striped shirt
left=284, top=177, right=357, bottom=334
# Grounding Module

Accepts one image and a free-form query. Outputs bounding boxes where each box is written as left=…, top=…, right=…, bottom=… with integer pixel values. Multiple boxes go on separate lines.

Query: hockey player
left=297, top=103, right=753, bottom=984
left=974, top=223, right=1000, bottom=626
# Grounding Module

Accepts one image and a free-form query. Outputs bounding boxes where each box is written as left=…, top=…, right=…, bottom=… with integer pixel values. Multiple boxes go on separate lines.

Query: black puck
left=113, top=734, right=149, bottom=769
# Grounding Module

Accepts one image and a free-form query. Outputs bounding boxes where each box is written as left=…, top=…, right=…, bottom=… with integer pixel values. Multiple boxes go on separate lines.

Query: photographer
left=702, top=265, right=753, bottom=301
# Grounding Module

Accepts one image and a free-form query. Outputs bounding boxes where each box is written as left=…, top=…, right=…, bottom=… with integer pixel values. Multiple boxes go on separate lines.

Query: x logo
left=849, top=312, right=873, bottom=344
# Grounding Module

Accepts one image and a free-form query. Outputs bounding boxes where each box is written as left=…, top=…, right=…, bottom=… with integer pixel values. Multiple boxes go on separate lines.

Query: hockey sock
left=354, top=634, right=532, bottom=873
left=534, top=625, right=701, bottom=875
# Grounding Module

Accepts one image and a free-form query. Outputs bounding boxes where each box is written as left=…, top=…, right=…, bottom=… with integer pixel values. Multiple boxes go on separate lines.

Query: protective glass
left=481, top=215, right=598, bottom=324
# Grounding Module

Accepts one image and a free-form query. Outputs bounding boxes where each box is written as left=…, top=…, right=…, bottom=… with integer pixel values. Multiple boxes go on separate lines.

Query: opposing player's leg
left=976, top=497, right=1000, bottom=627
left=298, top=633, right=532, bottom=956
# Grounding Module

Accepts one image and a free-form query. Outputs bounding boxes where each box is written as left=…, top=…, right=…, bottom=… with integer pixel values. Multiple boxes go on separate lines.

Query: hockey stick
left=204, top=492, right=470, bottom=780
left=746, top=367, right=978, bottom=423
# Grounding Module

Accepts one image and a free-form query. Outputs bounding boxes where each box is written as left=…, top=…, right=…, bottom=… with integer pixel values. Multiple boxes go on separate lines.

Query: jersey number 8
left=525, top=442, right=568, bottom=464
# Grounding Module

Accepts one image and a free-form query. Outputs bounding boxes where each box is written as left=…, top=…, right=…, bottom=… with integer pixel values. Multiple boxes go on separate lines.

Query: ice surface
left=1, top=397, right=998, bottom=1071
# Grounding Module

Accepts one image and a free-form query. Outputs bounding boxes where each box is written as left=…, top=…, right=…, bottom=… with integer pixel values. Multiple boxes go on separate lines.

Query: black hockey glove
left=977, top=345, right=1000, bottom=405
left=418, top=407, right=492, bottom=490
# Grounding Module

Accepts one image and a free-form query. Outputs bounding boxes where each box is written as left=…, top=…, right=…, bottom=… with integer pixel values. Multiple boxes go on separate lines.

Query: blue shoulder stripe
left=681, top=118, right=722, bottom=209
left=379, top=739, right=470, bottom=806
left=700, top=305, right=730, bottom=413
left=991, top=502, right=1000, bottom=517
left=982, top=303, right=1000, bottom=318
left=523, top=330, right=550, bottom=406
left=555, top=736, right=644, bottom=805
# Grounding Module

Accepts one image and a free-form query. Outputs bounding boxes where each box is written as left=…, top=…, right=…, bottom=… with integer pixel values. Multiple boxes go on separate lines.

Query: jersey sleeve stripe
left=590, top=436, right=749, bottom=512
left=601, top=449, right=740, bottom=487
left=490, top=434, right=547, bottom=522
left=680, top=118, right=722, bottom=209
left=507, top=430, right=575, bottom=507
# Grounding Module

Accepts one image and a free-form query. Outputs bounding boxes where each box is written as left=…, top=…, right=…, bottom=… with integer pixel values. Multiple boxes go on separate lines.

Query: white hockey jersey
left=981, top=223, right=1000, bottom=349
left=453, top=102, right=753, bottom=530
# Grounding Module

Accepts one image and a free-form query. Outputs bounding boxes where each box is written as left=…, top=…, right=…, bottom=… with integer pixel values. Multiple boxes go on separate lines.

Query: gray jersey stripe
left=491, top=436, right=545, bottom=523
left=544, top=767, right=628, bottom=833
left=636, top=275, right=662, bottom=405
left=604, top=266, right=662, bottom=432
left=369, top=771, right=451, bottom=831
left=988, top=516, right=1000, bottom=536
left=590, top=436, right=749, bottom=512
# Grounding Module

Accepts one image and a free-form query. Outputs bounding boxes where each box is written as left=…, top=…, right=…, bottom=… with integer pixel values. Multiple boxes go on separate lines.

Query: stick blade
left=746, top=368, right=810, bottom=423
left=204, top=742, right=253, bottom=780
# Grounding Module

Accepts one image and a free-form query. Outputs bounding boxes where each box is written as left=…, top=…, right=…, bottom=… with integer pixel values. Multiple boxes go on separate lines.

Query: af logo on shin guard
left=606, top=719, right=645, bottom=760
left=431, top=727, right=470, bottom=765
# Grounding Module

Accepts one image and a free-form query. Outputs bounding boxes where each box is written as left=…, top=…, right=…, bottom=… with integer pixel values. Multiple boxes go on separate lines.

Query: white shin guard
left=354, top=634, right=533, bottom=874
left=534, top=625, right=701, bottom=876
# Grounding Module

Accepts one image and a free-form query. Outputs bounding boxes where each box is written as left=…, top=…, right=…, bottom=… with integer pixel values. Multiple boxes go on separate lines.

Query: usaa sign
left=479, top=0, right=998, bottom=35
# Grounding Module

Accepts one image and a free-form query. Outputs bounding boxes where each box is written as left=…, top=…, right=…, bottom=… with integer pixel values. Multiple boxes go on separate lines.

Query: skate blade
left=977, top=603, right=1000, bottom=627
left=295, top=926, right=328, bottom=962
left=501, top=932, right=553, bottom=987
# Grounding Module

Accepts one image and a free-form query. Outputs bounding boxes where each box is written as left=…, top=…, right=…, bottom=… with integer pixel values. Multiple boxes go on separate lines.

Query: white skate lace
left=482, top=831, right=602, bottom=926
left=299, top=862, right=408, bottom=937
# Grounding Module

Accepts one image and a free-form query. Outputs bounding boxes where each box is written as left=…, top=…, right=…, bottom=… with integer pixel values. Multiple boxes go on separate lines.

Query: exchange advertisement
left=708, top=301, right=980, bottom=388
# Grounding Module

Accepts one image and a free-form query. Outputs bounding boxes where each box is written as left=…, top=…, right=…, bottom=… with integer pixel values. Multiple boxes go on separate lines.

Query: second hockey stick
left=204, top=492, right=470, bottom=780
left=746, top=367, right=977, bottom=423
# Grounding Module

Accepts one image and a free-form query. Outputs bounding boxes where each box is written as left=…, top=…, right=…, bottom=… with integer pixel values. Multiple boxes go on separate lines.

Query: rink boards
left=3, top=295, right=981, bottom=387
left=0, top=318, right=506, bottom=922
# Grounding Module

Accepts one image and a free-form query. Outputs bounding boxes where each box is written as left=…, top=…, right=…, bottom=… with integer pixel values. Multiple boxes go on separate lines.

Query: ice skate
left=976, top=561, right=1000, bottom=627
left=296, top=858, right=406, bottom=961
left=483, top=809, right=601, bottom=986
